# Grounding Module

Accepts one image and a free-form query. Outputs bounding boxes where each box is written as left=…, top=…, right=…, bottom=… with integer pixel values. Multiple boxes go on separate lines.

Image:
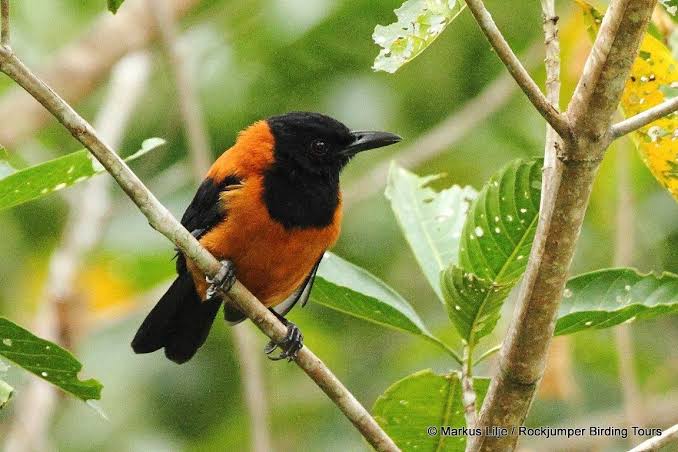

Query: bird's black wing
left=176, top=174, right=243, bottom=274
left=224, top=254, right=323, bottom=325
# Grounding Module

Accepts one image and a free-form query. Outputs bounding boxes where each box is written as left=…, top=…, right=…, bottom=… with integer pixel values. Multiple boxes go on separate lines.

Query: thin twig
left=629, top=423, right=678, bottom=452
left=147, top=3, right=273, bottom=449
left=610, top=96, right=678, bottom=139
left=2, top=52, right=151, bottom=452
left=613, top=141, right=645, bottom=438
left=0, top=0, right=200, bottom=150
left=462, top=0, right=570, bottom=139
left=148, top=0, right=211, bottom=180
left=345, top=40, right=543, bottom=206
left=469, top=2, right=657, bottom=450
left=0, top=43, right=399, bottom=452
left=1, top=0, right=9, bottom=46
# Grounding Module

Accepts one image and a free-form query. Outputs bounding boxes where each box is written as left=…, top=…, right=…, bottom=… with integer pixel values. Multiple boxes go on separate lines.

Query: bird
left=131, top=112, right=401, bottom=364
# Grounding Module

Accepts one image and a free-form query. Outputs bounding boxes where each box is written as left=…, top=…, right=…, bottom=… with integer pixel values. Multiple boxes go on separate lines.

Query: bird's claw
left=264, top=322, right=303, bottom=362
left=206, top=260, right=236, bottom=299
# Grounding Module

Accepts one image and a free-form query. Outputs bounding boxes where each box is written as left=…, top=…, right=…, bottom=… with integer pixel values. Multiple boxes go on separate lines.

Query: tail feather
left=131, top=273, right=221, bottom=364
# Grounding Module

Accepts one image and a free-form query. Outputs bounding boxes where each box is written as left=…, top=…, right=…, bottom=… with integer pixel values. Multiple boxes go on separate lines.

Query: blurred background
left=0, top=0, right=676, bottom=451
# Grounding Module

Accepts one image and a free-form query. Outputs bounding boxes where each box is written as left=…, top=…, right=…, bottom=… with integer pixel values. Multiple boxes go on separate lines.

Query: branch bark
left=462, top=0, right=570, bottom=139
left=0, top=0, right=200, bottom=150
left=629, top=423, right=678, bottom=452
left=3, top=52, right=151, bottom=452
left=469, top=2, right=657, bottom=450
left=0, top=40, right=399, bottom=452
left=610, top=96, right=678, bottom=139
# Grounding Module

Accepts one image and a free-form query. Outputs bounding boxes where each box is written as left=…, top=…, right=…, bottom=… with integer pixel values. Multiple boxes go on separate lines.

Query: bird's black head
left=267, top=112, right=401, bottom=176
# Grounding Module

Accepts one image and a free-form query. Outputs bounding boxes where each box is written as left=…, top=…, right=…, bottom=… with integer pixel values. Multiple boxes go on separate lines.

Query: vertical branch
left=1, top=0, right=9, bottom=46
left=3, top=52, right=151, bottom=452
left=613, top=141, right=645, bottom=434
left=147, top=0, right=211, bottom=180
left=147, top=3, right=273, bottom=450
left=469, top=1, right=657, bottom=450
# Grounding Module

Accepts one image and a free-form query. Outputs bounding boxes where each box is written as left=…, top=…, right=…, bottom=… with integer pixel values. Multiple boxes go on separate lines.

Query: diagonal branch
left=610, top=96, right=678, bottom=139
left=629, top=423, right=678, bottom=452
left=463, top=0, right=570, bottom=139
left=147, top=2, right=273, bottom=450
left=0, top=44, right=399, bottom=452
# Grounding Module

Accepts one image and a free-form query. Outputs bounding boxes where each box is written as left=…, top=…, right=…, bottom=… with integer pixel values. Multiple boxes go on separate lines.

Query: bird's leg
left=264, top=310, right=304, bottom=361
left=205, top=260, right=236, bottom=299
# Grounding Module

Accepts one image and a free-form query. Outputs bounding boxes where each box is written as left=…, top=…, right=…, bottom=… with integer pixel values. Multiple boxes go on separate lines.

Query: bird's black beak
left=341, top=130, right=402, bottom=157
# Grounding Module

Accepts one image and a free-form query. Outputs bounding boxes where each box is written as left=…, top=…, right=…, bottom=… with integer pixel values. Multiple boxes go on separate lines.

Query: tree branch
left=629, top=423, right=678, bottom=452
left=610, top=96, right=678, bottom=139
left=1, top=0, right=9, bottom=46
left=462, top=0, right=570, bottom=139
left=0, top=42, right=399, bottom=452
left=469, top=2, right=657, bottom=450
left=147, top=3, right=273, bottom=449
left=0, top=0, right=200, bottom=150
left=461, top=345, right=477, bottom=436
left=3, top=52, right=151, bottom=452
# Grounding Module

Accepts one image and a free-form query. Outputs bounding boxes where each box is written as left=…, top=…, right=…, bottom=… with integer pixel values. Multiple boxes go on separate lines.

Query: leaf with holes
left=373, top=369, right=490, bottom=451
left=313, top=253, right=437, bottom=341
left=373, top=0, right=465, bottom=73
left=443, top=159, right=541, bottom=345
left=0, top=138, right=164, bottom=211
left=107, top=0, right=125, bottom=13
left=579, top=0, right=678, bottom=201
left=0, top=379, right=12, bottom=409
left=386, top=163, right=477, bottom=302
left=0, top=318, right=102, bottom=401
left=555, top=269, right=678, bottom=335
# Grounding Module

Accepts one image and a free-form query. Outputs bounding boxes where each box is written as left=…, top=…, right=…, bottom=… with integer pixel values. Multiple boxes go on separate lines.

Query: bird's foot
left=206, top=260, right=236, bottom=299
left=264, top=314, right=303, bottom=361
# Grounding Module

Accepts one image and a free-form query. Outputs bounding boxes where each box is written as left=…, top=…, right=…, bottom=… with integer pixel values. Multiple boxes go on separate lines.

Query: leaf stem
left=474, top=344, right=501, bottom=366
left=461, top=344, right=478, bottom=435
left=425, top=335, right=463, bottom=366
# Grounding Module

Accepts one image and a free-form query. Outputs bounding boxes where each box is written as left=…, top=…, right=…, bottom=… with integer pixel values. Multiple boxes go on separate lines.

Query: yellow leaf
left=579, top=1, right=678, bottom=201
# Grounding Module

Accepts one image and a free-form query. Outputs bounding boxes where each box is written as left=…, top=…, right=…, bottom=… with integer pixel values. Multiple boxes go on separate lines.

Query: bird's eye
left=310, top=139, right=328, bottom=155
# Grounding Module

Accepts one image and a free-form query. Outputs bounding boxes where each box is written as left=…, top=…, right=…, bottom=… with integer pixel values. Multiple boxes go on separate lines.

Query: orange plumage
left=132, top=112, right=400, bottom=363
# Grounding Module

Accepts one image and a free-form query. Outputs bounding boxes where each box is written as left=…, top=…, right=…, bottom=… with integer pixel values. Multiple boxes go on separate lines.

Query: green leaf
left=443, top=159, right=542, bottom=346
left=0, top=379, right=13, bottom=409
left=386, top=162, right=477, bottom=302
left=660, top=0, right=678, bottom=17
left=108, top=0, right=125, bottom=13
left=0, top=147, right=16, bottom=179
left=442, top=267, right=512, bottom=344
left=313, top=252, right=434, bottom=338
left=0, top=318, right=102, bottom=401
left=373, top=369, right=490, bottom=451
left=555, top=269, right=678, bottom=335
left=373, top=0, right=465, bottom=73
left=0, top=138, right=165, bottom=211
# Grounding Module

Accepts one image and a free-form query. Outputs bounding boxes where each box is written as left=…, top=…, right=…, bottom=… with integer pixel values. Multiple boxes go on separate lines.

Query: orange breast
left=191, top=177, right=342, bottom=306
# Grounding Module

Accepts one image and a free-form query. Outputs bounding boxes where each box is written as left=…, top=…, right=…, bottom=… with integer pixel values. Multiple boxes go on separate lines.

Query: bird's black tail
left=131, top=272, right=221, bottom=364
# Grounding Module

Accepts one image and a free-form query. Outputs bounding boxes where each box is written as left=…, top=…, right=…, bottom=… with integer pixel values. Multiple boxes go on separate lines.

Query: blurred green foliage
left=0, top=0, right=677, bottom=451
